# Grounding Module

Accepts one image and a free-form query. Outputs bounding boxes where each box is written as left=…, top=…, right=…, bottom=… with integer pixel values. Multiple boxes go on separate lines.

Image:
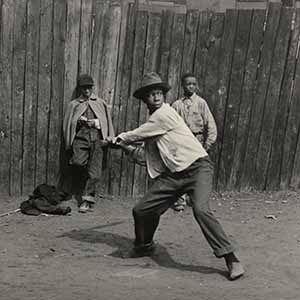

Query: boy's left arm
left=117, top=114, right=167, bottom=144
left=203, top=102, right=217, bottom=150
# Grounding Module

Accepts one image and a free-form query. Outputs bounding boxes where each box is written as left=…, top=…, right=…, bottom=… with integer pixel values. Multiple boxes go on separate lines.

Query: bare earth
left=0, top=191, right=299, bottom=300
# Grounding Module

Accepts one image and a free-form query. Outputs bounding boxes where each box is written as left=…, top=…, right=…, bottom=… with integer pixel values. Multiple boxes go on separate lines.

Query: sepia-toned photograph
left=0, top=0, right=299, bottom=299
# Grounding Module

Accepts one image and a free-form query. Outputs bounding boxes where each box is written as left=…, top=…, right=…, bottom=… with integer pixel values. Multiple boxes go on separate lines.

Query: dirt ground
left=0, top=190, right=299, bottom=300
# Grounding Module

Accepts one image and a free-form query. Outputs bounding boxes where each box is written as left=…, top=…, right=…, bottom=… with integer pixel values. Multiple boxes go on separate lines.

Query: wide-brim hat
left=133, top=72, right=171, bottom=99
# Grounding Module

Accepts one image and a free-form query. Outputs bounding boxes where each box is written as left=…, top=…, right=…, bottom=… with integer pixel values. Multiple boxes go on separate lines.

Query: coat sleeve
left=104, top=103, right=115, bottom=137
left=63, top=102, right=74, bottom=149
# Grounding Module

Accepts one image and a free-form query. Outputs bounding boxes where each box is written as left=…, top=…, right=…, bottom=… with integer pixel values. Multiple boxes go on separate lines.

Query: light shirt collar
left=78, top=93, right=97, bottom=102
left=183, top=92, right=196, bottom=101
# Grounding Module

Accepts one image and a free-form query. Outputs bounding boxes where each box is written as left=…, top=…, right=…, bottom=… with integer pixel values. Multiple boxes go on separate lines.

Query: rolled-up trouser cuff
left=82, top=195, right=95, bottom=204
left=214, top=244, right=237, bottom=258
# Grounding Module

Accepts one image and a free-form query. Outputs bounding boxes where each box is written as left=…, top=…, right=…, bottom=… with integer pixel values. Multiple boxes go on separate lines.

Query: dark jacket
left=20, top=184, right=71, bottom=216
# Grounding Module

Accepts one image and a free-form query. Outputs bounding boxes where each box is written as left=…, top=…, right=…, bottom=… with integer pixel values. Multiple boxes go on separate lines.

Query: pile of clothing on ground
left=20, top=184, right=71, bottom=216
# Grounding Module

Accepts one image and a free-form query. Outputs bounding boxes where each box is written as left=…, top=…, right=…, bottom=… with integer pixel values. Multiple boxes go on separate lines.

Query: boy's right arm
left=106, top=137, right=146, bottom=166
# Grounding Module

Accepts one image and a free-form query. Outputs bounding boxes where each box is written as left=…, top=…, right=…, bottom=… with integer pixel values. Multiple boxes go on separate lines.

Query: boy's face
left=143, top=89, right=164, bottom=113
left=182, top=76, right=197, bottom=97
left=80, top=85, right=93, bottom=98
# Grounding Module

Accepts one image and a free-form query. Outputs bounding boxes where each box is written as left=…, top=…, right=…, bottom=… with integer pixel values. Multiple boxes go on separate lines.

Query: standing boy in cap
left=62, top=74, right=115, bottom=213
left=171, top=73, right=217, bottom=211
left=107, top=72, right=244, bottom=280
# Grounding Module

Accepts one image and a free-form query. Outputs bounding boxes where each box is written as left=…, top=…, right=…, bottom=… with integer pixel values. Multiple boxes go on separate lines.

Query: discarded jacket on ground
left=20, top=184, right=71, bottom=216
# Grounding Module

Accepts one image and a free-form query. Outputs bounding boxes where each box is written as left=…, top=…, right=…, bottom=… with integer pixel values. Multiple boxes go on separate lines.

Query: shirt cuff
left=94, top=119, right=101, bottom=129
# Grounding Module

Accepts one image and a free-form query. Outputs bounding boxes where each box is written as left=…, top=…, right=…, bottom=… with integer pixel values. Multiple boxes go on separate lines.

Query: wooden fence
left=1, top=0, right=300, bottom=197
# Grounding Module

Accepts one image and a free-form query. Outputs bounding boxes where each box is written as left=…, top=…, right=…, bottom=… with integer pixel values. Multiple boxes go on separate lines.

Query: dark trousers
left=133, top=156, right=236, bottom=258
left=69, top=135, right=103, bottom=205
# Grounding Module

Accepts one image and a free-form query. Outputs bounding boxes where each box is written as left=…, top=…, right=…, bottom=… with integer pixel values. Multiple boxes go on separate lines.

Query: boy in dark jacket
left=62, top=74, right=115, bottom=213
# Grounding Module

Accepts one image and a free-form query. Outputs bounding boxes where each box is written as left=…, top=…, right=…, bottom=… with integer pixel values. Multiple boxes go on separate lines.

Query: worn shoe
left=173, top=204, right=185, bottom=212
left=172, top=197, right=186, bottom=212
left=227, top=261, right=245, bottom=280
left=78, top=201, right=90, bottom=213
left=124, top=242, right=156, bottom=258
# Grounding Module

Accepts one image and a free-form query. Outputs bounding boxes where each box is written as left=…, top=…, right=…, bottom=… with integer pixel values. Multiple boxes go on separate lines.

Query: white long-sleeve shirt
left=118, top=103, right=208, bottom=178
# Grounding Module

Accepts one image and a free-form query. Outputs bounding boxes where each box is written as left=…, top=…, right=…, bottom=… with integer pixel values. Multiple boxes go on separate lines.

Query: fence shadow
left=59, top=223, right=227, bottom=278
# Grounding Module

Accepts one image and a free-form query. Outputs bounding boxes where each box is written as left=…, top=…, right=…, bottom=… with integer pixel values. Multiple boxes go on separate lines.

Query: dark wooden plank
left=291, top=124, right=300, bottom=188
left=117, top=3, right=137, bottom=197
left=23, top=0, right=40, bottom=194
left=193, top=10, right=211, bottom=98
left=98, top=2, right=121, bottom=105
left=97, top=2, right=121, bottom=195
left=180, top=10, right=199, bottom=76
left=36, top=0, right=53, bottom=186
left=230, top=10, right=266, bottom=190
left=158, top=10, right=174, bottom=85
left=167, top=12, right=186, bottom=103
left=255, top=4, right=291, bottom=190
left=108, top=1, right=129, bottom=196
left=212, top=9, right=238, bottom=190
left=47, top=0, right=66, bottom=186
left=281, top=9, right=300, bottom=189
left=219, top=9, right=252, bottom=189
left=10, top=1, right=27, bottom=195
left=203, top=12, right=224, bottom=108
left=0, top=0, right=14, bottom=194
left=63, top=0, right=81, bottom=110
left=132, top=11, right=162, bottom=197
left=199, top=12, right=224, bottom=185
left=266, top=7, right=295, bottom=189
left=78, top=0, right=93, bottom=74
left=90, top=0, right=109, bottom=96
left=242, top=3, right=281, bottom=190
left=120, top=9, right=148, bottom=197
left=143, top=12, right=162, bottom=76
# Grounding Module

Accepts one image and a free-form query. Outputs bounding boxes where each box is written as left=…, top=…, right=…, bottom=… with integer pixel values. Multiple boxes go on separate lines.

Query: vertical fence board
left=78, top=0, right=92, bottom=74
left=98, top=3, right=121, bottom=195
left=10, top=1, right=27, bottom=195
left=200, top=12, right=224, bottom=178
left=109, top=1, right=129, bottom=196
left=133, top=11, right=162, bottom=197
left=122, top=9, right=147, bottom=197
left=220, top=10, right=252, bottom=189
left=181, top=10, right=199, bottom=76
left=231, top=10, right=266, bottom=190
left=267, top=7, right=295, bottom=189
left=118, top=3, right=136, bottom=196
left=194, top=11, right=211, bottom=97
left=242, top=3, right=281, bottom=189
left=90, top=0, right=109, bottom=96
left=47, top=0, right=66, bottom=185
left=63, top=0, right=81, bottom=109
left=0, top=0, right=14, bottom=194
left=291, top=114, right=300, bottom=188
left=167, top=12, right=186, bottom=103
left=23, top=0, right=40, bottom=194
left=214, top=9, right=238, bottom=190
left=158, top=10, right=173, bottom=86
left=98, top=3, right=121, bottom=105
left=36, top=0, right=53, bottom=186
left=203, top=13, right=224, bottom=110
left=255, top=5, right=291, bottom=190
left=281, top=9, right=300, bottom=188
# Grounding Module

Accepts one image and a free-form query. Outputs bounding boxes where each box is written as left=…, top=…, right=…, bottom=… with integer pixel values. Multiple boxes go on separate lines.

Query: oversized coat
left=63, top=94, right=115, bottom=149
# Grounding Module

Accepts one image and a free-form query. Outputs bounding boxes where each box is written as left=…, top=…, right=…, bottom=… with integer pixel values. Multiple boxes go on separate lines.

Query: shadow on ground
left=59, top=221, right=227, bottom=278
